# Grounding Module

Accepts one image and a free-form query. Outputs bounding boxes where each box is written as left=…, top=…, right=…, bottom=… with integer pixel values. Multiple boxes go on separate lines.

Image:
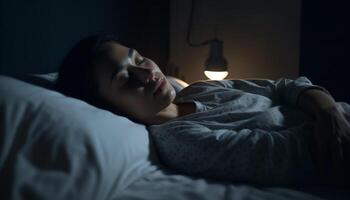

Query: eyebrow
left=110, top=48, right=135, bottom=83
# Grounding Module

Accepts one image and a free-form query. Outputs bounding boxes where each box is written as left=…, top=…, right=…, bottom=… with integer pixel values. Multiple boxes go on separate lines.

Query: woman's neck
left=144, top=102, right=196, bottom=125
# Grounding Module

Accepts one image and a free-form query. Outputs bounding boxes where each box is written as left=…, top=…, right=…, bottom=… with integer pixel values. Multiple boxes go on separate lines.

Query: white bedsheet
left=117, top=168, right=350, bottom=200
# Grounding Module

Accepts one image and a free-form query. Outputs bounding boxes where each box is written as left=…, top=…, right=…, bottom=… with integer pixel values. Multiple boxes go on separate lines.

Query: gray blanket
left=149, top=77, right=350, bottom=186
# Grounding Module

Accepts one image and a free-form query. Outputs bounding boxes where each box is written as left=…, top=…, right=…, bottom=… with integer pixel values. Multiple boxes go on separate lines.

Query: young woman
left=56, top=34, right=350, bottom=186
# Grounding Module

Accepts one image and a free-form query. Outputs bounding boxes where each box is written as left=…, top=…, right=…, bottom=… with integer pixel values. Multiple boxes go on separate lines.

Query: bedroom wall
left=299, top=0, right=349, bottom=102
left=169, top=0, right=301, bottom=83
left=0, top=0, right=169, bottom=76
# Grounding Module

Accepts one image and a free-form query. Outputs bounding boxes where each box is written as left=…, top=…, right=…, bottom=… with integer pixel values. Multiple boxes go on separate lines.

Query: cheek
left=148, top=60, right=163, bottom=72
left=113, top=91, right=150, bottom=111
left=106, top=86, right=173, bottom=118
left=163, top=81, right=176, bottom=100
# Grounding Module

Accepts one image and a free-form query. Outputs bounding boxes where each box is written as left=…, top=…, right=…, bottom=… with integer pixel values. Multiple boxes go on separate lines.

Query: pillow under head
left=0, top=75, right=156, bottom=200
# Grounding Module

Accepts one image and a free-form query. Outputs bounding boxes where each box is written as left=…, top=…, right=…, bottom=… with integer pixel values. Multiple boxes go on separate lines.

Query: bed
left=0, top=74, right=349, bottom=200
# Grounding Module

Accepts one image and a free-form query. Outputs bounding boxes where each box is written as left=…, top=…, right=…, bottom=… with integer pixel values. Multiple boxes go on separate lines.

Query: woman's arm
left=297, top=88, right=350, bottom=183
left=297, top=88, right=336, bottom=119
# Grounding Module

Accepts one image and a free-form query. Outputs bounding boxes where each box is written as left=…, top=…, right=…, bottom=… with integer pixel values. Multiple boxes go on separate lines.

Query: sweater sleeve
left=272, top=76, right=330, bottom=106
left=175, top=76, right=329, bottom=106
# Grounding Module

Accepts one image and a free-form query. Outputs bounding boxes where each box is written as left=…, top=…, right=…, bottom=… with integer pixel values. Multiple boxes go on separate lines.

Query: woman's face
left=92, top=41, right=176, bottom=121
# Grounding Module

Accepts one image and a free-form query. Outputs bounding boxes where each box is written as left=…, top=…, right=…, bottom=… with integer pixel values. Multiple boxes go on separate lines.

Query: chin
left=156, top=88, right=175, bottom=111
left=164, top=86, right=176, bottom=103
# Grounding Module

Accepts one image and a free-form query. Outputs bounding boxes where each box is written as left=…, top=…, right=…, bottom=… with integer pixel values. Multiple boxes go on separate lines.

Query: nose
left=128, top=65, right=156, bottom=84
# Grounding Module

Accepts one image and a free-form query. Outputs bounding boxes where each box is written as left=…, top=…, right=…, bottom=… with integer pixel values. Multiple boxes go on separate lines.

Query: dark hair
left=56, top=34, right=119, bottom=104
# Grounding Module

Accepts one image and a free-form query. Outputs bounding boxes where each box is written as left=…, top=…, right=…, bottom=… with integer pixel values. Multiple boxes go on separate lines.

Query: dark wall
left=0, top=0, right=169, bottom=75
left=170, top=0, right=302, bottom=82
left=126, top=1, right=169, bottom=73
left=299, top=0, right=349, bottom=102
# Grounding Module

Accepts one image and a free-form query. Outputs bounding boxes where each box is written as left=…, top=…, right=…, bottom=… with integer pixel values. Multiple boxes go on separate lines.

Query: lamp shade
left=204, top=39, right=228, bottom=80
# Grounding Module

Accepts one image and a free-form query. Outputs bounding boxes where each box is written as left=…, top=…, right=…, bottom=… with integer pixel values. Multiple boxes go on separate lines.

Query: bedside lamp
left=204, top=38, right=228, bottom=80
left=187, top=0, right=229, bottom=80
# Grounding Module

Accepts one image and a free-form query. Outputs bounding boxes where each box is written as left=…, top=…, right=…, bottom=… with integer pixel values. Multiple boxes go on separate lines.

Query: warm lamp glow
left=204, top=70, right=228, bottom=80
left=186, top=1, right=230, bottom=82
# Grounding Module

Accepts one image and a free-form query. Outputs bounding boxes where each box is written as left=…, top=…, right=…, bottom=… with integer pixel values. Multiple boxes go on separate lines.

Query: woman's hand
left=296, top=88, right=349, bottom=184
left=311, top=105, right=350, bottom=183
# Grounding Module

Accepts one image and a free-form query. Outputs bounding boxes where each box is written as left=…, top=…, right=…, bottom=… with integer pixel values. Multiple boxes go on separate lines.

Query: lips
left=151, top=77, right=166, bottom=95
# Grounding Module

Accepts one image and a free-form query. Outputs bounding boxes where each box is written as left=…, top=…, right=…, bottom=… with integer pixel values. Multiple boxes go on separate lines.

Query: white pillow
left=15, top=72, right=58, bottom=90
left=0, top=76, right=156, bottom=200
left=16, top=72, right=189, bottom=93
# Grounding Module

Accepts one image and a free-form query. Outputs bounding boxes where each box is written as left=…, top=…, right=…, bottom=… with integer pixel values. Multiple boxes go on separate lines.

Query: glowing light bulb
left=204, top=70, right=228, bottom=80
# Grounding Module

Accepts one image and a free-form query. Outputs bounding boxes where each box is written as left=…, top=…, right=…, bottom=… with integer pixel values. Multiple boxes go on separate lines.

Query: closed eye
left=130, top=49, right=146, bottom=66
left=136, top=57, right=146, bottom=65
left=110, top=50, right=134, bottom=84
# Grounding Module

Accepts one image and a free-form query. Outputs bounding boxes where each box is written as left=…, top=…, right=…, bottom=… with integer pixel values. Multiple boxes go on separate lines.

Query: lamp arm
left=186, top=0, right=213, bottom=47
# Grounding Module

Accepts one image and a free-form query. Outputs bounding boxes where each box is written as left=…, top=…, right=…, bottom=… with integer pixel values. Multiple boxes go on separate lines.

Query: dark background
left=0, top=0, right=169, bottom=75
left=0, top=0, right=349, bottom=102
left=300, top=0, right=349, bottom=102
